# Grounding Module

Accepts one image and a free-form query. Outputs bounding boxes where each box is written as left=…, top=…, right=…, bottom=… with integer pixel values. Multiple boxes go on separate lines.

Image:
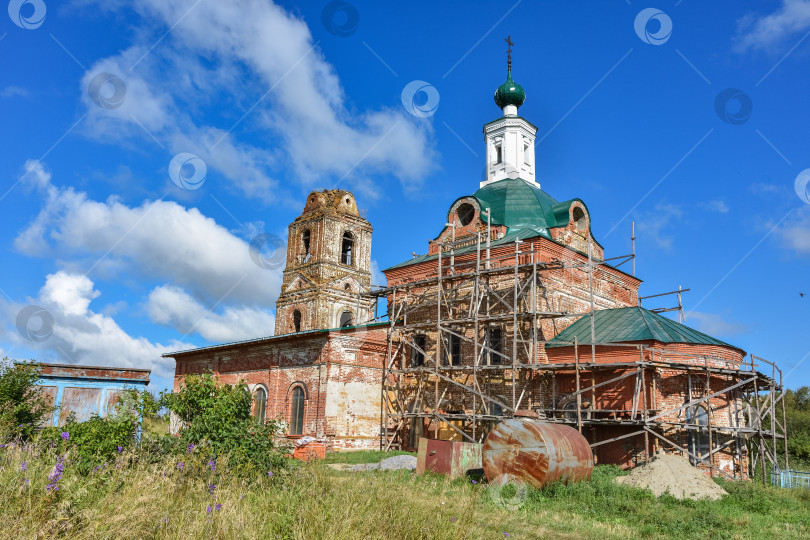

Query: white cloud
left=779, top=205, right=810, bottom=255
left=635, top=203, right=682, bottom=250
left=735, top=0, right=810, bottom=53
left=687, top=311, right=751, bottom=338
left=78, top=0, right=436, bottom=199
left=1, top=86, right=28, bottom=98
left=147, top=285, right=275, bottom=342
left=15, top=160, right=283, bottom=307
left=2, top=272, right=186, bottom=378
left=698, top=199, right=730, bottom=213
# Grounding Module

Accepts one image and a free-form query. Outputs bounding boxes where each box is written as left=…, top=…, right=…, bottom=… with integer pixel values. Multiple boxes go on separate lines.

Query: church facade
left=164, top=62, right=779, bottom=477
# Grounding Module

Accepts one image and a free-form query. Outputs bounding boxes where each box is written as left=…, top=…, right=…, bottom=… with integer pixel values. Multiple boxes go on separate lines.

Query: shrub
left=40, top=413, right=138, bottom=473
left=161, top=373, right=286, bottom=472
left=0, top=359, right=53, bottom=441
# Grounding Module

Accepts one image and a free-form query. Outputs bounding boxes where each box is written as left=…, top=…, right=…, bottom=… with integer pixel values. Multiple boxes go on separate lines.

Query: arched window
left=339, top=311, right=354, bottom=328
left=302, top=229, right=311, bottom=260
left=293, top=310, right=302, bottom=333
left=290, top=386, right=305, bottom=435
left=253, top=387, right=266, bottom=424
left=572, top=207, right=586, bottom=231
left=341, top=232, right=354, bottom=266
left=687, top=406, right=710, bottom=464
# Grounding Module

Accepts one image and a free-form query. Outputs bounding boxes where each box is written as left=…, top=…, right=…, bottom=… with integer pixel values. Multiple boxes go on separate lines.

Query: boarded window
left=253, top=387, right=267, bottom=424
left=59, top=387, right=101, bottom=424
left=290, top=387, right=305, bottom=435
left=341, top=232, right=354, bottom=266
left=410, top=334, right=426, bottom=367
left=293, top=310, right=302, bottom=333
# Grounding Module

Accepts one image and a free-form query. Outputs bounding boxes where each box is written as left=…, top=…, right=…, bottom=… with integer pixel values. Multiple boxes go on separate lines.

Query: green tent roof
left=546, top=307, right=741, bottom=351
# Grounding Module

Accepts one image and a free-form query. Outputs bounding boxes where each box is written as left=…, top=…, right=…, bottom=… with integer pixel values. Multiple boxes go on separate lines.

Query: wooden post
left=575, top=337, right=582, bottom=433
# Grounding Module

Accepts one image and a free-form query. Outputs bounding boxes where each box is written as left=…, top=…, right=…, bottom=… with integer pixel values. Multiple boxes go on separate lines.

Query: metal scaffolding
left=366, top=234, right=787, bottom=481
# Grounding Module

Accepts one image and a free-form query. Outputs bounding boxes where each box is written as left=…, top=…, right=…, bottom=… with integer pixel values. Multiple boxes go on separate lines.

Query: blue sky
left=1, top=0, right=809, bottom=392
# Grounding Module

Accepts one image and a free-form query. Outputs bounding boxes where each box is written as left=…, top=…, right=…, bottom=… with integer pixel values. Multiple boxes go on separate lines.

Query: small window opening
left=573, top=207, right=586, bottom=232
left=290, top=386, right=305, bottom=435
left=488, top=327, right=503, bottom=365
left=253, top=387, right=267, bottom=424
left=457, top=203, right=475, bottom=226
left=524, top=144, right=531, bottom=165
left=410, top=334, right=426, bottom=367
left=341, top=232, right=354, bottom=266
left=340, top=311, right=354, bottom=328
left=495, top=145, right=502, bottom=164
left=302, top=229, right=311, bottom=258
left=293, top=310, right=302, bottom=333
left=687, top=406, right=710, bottom=465
left=344, top=283, right=352, bottom=292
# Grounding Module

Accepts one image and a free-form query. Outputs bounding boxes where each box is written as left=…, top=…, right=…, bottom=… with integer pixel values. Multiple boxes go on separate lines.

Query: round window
left=457, top=203, right=475, bottom=226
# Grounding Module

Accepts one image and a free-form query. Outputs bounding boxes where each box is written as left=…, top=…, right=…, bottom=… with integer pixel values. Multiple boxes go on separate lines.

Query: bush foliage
left=0, top=359, right=52, bottom=441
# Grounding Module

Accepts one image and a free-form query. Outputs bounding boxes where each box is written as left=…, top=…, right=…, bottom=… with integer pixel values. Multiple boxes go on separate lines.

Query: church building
left=164, top=51, right=782, bottom=477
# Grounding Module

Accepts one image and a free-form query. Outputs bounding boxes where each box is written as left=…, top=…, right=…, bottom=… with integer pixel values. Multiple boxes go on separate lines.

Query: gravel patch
left=349, top=455, right=417, bottom=472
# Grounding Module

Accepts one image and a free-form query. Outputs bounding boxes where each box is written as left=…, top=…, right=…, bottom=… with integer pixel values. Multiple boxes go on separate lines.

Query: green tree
left=0, top=359, right=53, bottom=440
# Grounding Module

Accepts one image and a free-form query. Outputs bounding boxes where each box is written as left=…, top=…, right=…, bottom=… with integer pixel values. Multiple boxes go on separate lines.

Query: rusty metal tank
left=482, top=419, right=593, bottom=488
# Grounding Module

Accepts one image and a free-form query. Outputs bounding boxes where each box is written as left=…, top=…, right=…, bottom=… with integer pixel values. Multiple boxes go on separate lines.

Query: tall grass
left=2, top=445, right=808, bottom=539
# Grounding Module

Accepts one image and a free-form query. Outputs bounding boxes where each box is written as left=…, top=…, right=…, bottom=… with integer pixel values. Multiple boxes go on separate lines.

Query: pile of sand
left=615, top=453, right=728, bottom=500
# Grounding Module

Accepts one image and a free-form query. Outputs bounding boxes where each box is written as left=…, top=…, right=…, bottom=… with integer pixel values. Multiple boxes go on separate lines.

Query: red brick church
left=165, top=63, right=781, bottom=477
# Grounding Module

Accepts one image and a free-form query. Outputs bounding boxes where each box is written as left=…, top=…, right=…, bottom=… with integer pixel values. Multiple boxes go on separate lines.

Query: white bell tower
left=481, top=37, right=538, bottom=188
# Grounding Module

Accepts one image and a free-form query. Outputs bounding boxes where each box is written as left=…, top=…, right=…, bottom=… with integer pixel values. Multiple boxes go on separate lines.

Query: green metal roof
left=546, top=307, right=741, bottom=351
left=494, top=70, right=526, bottom=109
left=473, top=178, right=565, bottom=234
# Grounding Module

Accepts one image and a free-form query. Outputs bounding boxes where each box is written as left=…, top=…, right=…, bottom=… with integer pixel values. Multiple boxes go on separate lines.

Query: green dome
left=494, top=71, right=526, bottom=109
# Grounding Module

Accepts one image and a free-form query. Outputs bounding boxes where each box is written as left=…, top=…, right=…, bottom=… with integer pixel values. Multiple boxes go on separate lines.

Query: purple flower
left=206, top=505, right=212, bottom=513
left=187, top=443, right=195, bottom=453
left=117, top=446, right=123, bottom=453
left=177, top=462, right=184, bottom=470
left=504, top=534, right=509, bottom=538
left=208, top=484, right=216, bottom=496
left=61, top=432, right=69, bottom=441
left=471, top=479, right=478, bottom=484
left=208, top=459, right=216, bottom=472
left=47, top=456, right=65, bottom=492
left=21, top=462, right=27, bottom=472
left=215, top=504, right=222, bottom=511
left=268, top=471, right=273, bottom=477
left=450, top=517, right=456, bottom=523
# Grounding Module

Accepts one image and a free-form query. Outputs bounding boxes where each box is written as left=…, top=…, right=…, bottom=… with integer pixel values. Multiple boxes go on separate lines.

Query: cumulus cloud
left=735, top=0, right=810, bottom=53
left=2, top=272, right=185, bottom=378
left=147, top=285, right=275, bottom=342
left=78, top=0, right=436, bottom=199
left=15, top=160, right=282, bottom=307
left=687, top=311, right=751, bottom=339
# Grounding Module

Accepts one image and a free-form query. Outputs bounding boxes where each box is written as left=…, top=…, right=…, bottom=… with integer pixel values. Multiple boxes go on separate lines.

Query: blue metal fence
left=771, top=468, right=810, bottom=489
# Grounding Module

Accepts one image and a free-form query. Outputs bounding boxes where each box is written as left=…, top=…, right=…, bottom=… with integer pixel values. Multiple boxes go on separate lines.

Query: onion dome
left=494, top=71, right=526, bottom=110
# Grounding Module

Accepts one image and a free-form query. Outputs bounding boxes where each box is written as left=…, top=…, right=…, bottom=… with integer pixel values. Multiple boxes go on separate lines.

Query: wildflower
left=208, top=484, right=216, bottom=496
left=208, top=459, right=216, bottom=472
left=504, top=534, right=509, bottom=538
left=47, top=456, right=65, bottom=492
left=177, top=462, right=184, bottom=470
left=21, top=462, right=27, bottom=472
left=61, top=432, right=69, bottom=441
left=268, top=471, right=273, bottom=477
left=215, top=504, right=222, bottom=511
left=450, top=517, right=456, bottom=523
left=117, top=446, right=123, bottom=453
left=471, top=479, right=478, bottom=484
left=206, top=505, right=212, bottom=513
left=187, top=443, right=195, bottom=453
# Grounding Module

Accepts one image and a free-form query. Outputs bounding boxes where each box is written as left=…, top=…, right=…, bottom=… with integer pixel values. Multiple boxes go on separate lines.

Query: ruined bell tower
left=274, top=190, right=375, bottom=335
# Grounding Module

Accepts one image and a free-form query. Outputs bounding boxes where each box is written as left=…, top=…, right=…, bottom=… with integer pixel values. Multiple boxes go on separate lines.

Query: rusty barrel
left=482, top=419, right=593, bottom=488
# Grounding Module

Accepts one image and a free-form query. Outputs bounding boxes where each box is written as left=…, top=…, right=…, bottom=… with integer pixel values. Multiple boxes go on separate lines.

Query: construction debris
left=616, top=453, right=728, bottom=500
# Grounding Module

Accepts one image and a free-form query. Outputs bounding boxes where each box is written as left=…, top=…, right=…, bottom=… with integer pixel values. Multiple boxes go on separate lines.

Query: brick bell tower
left=274, top=189, right=375, bottom=335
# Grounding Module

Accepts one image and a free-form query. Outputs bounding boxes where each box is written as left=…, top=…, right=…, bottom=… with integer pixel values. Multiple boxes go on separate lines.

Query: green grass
left=2, top=447, right=808, bottom=539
